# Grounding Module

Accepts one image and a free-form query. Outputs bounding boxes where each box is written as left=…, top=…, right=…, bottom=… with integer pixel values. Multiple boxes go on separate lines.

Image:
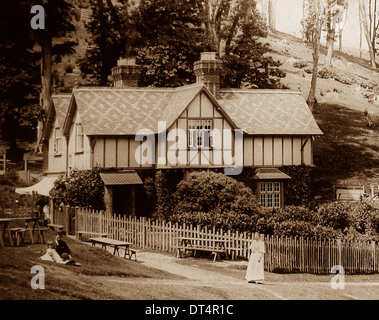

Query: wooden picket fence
left=73, top=207, right=379, bottom=274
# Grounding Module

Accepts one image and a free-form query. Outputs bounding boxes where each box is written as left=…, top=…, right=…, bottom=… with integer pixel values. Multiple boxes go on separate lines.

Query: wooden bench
left=47, top=224, right=64, bottom=232
left=174, top=237, right=229, bottom=262
left=89, top=237, right=135, bottom=259
left=10, top=226, right=49, bottom=245
left=335, top=186, right=367, bottom=201
left=124, top=248, right=139, bottom=261
left=76, top=231, right=108, bottom=242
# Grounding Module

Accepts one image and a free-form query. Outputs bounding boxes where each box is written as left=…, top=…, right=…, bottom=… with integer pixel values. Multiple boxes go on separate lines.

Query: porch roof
left=100, top=171, right=143, bottom=185
left=252, top=168, right=291, bottom=180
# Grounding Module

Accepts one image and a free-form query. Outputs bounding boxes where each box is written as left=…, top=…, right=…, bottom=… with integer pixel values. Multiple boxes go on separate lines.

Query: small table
left=0, top=218, right=13, bottom=247
left=89, top=237, right=133, bottom=257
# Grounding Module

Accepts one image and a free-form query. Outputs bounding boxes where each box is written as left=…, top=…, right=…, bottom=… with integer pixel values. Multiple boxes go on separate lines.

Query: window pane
left=274, top=182, right=280, bottom=192
left=260, top=183, right=266, bottom=192
left=260, top=194, right=266, bottom=207
left=267, top=182, right=273, bottom=192
left=267, top=194, right=273, bottom=208
left=274, top=194, right=280, bottom=208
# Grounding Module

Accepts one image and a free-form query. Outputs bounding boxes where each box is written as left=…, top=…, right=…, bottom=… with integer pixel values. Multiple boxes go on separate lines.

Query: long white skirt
left=245, top=252, right=264, bottom=283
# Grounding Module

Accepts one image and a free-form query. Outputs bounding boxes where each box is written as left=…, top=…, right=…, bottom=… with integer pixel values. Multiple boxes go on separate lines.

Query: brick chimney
left=194, top=52, right=223, bottom=99
left=111, top=58, right=141, bottom=88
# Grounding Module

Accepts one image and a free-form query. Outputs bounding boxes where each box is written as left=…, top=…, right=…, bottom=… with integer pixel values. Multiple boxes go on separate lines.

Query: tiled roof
left=218, top=90, right=323, bottom=135
left=72, top=84, right=203, bottom=135
left=100, top=171, right=143, bottom=185
left=252, top=168, right=291, bottom=180
left=66, top=85, right=322, bottom=137
left=52, top=95, right=71, bottom=127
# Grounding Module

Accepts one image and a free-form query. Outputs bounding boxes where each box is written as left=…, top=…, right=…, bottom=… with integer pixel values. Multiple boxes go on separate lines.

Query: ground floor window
left=259, top=182, right=281, bottom=208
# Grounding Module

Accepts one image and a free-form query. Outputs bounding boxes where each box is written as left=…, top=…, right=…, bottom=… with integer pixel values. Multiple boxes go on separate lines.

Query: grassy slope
left=265, top=32, right=379, bottom=200
left=0, top=230, right=182, bottom=300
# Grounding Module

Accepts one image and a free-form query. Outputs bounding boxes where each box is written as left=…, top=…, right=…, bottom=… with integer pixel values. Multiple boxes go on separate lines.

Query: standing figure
left=245, top=233, right=265, bottom=284
left=42, top=204, right=50, bottom=227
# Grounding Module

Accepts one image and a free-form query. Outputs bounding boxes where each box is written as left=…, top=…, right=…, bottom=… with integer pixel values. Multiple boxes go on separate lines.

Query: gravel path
left=96, top=245, right=379, bottom=300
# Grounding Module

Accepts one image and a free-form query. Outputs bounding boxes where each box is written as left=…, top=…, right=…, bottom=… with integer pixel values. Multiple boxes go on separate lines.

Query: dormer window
left=54, top=127, right=62, bottom=155
left=75, top=123, right=84, bottom=152
left=188, top=119, right=212, bottom=148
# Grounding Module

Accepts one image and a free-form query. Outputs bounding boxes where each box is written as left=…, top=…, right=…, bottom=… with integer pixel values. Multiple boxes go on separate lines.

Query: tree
left=359, top=0, right=378, bottom=69
left=198, top=0, right=285, bottom=88
left=307, top=0, right=326, bottom=111
left=32, top=0, right=78, bottom=154
left=133, top=0, right=204, bottom=87
left=0, top=1, right=43, bottom=149
left=79, top=0, right=136, bottom=85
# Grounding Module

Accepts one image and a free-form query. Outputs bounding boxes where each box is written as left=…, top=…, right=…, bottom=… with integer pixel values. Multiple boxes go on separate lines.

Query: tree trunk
left=38, top=33, right=52, bottom=154
left=359, top=0, right=377, bottom=68
left=325, top=27, right=335, bottom=67
left=307, top=0, right=323, bottom=111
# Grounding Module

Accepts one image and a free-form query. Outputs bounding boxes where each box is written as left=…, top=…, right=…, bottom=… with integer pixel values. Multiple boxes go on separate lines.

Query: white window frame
left=188, top=119, right=212, bottom=148
left=260, top=182, right=281, bottom=208
left=75, top=123, right=84, bottom=152
left=54, top=127, right=62, bottom=155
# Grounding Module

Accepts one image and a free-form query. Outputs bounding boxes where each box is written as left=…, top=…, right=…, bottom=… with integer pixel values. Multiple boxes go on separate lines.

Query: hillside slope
left=265, top=31, right=379, bottom=198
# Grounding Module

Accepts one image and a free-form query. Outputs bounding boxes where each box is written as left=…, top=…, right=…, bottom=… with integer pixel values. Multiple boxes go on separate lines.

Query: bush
left=293, top=60, right=307, bottom=69
left=281, top=165, right=313, bottom=206
left=0, top=169, right=20, bottom=186
left=50, top=167, right=104, bottom=210
left=168, top=171, right=262, bottom=231
left=315, top=202, right=351, bottom=232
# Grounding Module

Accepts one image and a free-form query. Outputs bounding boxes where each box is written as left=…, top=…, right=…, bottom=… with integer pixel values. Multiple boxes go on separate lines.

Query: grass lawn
left=311, top=102, right=379, bottom=200
left=0, top=230, right=182, bottom=300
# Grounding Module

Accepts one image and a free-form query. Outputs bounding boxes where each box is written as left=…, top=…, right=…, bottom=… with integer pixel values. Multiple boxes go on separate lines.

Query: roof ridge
left=74, top=82, right=204, bottom=92
left=219, top=89, right=301, bottom=94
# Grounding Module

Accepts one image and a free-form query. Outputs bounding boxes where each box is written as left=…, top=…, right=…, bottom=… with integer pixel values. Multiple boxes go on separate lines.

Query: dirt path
left=96, top=247, right=379, bottom=300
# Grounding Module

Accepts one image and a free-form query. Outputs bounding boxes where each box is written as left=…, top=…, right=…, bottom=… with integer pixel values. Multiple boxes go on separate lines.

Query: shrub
left=293, top=60, right=307, bottom=69
left=281, top=165, right=313, bottom=206
left=50, top=167, right=104, bottom=210
left=315, top=202, right=351, bottom=232
left=168, top=171, right=262, bottom=231
left=0, top=169, right=20, bottom=186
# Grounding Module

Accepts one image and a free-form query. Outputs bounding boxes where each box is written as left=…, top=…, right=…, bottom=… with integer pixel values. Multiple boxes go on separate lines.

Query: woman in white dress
left=245, top=233, right=265, bottom=284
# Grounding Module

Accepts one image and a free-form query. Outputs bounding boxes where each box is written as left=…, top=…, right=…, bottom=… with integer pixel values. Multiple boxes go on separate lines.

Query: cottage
left=43, top=52, right=323, bottom=216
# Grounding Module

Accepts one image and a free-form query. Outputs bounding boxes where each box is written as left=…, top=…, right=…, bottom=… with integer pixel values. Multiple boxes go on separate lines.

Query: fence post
left=372, top=240, right=376, bottom=272
left=65, top=206, right=70, bottom=235
left=337, top=238, right=342, bottom=269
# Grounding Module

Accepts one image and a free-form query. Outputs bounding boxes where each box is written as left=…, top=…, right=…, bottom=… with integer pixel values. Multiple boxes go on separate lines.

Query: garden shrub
left=315, top=202, right=351, bottom=232
left=50, top=167, right=104, bottom=210
left=281, top=165, right=313, bottom=206
left=168, top=171, right=262, bottom=231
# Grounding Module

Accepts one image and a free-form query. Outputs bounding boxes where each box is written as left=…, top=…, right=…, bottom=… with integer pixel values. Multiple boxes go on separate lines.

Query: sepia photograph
left=1, top=0, right=379, bottom=307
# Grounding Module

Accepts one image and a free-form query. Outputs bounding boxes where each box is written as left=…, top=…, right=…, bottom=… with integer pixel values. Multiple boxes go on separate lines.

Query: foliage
left=78, top=0, right=286, bottom=89
left=0, top=1, right=43, bottom=146
left=0, top=169, right=20, bottom=186
left=167, top=171, right=262, bottom=231
left=78, top=0, right=129, bottom=85
left=134, top=0, right=204, bottom=87
left=315, top=201, right=351, bottom=231
left=281, top=165, right=314, bottom=206
left=50, top=167, right=104, bottom=210
left=221, top=8, right=286, bottom=89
